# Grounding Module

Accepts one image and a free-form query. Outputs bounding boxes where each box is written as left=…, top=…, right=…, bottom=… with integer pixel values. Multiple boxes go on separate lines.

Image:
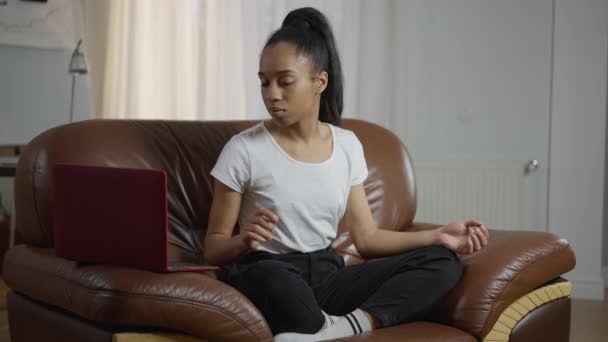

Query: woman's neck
left=265, top=117, right=325, bottom=144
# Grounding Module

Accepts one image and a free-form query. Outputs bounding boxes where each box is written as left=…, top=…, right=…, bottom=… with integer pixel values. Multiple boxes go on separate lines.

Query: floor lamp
left=68, top=39, right=88, bottom=123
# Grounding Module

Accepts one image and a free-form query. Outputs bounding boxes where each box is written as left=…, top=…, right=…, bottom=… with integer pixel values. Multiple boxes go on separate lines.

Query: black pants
left=219, top=245, right=463, bottom=335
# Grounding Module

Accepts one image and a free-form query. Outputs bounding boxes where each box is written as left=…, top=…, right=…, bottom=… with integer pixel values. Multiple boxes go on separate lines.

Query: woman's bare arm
left=204, top=180, right=250, bottom=265
left=344, top=184, right=488, bottom=259
left=204, top=179, right=278, bottom=265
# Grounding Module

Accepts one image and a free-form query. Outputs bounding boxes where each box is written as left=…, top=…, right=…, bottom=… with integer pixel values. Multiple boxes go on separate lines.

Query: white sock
left=274, top=309, right=372, bottom=342
left=315, top=309, right=372, bottom=340
left=322, top=310, right=337, bottom=328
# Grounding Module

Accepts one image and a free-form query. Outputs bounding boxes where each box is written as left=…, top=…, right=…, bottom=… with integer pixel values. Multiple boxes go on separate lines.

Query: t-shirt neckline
left=261, top=120, right=335, bottom=166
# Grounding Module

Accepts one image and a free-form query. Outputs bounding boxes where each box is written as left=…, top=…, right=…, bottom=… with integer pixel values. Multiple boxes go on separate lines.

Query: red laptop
left=53, top=164, right=219, bottom=273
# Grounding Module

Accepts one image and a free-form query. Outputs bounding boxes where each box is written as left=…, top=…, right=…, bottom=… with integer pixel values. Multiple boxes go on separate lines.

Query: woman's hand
left=437, top=219, right=489, bottom=254
left=239, top=207, right=279, bottom=249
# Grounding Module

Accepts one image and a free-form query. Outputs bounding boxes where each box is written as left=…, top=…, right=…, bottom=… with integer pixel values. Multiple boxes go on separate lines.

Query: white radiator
left=413, top=161, right=525, bottom=230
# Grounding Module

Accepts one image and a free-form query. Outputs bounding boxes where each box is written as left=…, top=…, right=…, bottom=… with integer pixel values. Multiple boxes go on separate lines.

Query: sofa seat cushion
left=332, top=322, right=476, bottom=341
left=3, top=245, right=273, bottom=342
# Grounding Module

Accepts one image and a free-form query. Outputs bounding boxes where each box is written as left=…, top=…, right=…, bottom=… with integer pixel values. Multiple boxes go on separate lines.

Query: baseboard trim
left=570, top=277, right=605, bottom=300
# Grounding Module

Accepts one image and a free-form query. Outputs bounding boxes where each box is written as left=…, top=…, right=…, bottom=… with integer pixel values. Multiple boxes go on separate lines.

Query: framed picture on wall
left=0, top=0, right=77, bottom=49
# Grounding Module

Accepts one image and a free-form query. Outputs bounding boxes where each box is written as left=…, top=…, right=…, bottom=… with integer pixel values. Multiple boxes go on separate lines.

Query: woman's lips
left=270, top=108, right=286, bottom=116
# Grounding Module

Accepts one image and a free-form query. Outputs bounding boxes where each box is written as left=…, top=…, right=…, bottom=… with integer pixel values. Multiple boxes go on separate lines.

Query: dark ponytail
left=264, top=7, right=343, bottom=126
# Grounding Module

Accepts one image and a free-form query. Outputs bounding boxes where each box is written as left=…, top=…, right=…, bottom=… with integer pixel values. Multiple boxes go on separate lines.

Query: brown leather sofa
left=3, top=119, right=576, bottom=342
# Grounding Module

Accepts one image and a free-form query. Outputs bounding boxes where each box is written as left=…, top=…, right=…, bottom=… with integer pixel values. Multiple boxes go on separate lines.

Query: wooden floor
left=0, top=278, right=9, bottom=342
left=570, top=290, right=608, bottom=342
left=0, top=279, right=604, bottom=342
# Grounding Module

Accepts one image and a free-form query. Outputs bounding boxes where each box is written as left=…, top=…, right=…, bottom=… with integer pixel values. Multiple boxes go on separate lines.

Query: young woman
left=204, top=7, right=489, bottom=341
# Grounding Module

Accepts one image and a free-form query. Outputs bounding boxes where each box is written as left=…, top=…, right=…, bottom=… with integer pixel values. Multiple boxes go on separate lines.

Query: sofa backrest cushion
left=14, top=119, right=416, bottom=259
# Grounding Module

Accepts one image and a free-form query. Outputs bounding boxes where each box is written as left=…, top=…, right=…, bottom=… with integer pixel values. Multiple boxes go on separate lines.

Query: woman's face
left=258, top=42, right=327, bottom=127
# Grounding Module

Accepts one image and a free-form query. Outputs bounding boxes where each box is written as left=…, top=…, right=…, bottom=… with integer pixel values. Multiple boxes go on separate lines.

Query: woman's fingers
left=470, top=229, right=482, bottom=251
left=479, top=225, right=490, bottom=241
left=256, top=207, right=279, bottom=224
left=459, top=239, right=473, bottom=254
left=458, top=235, right=474, bottom=254
left=464, top=219, right=484, bottom=228
left=475, top=227, right=488, bottom=247
left=245, top=230, right=267, bottom=245
left=248, top=221, right=273, bottom=240
left=252, top=216, right=275, bottom=233
left=242, top=208, right=280, bottom=249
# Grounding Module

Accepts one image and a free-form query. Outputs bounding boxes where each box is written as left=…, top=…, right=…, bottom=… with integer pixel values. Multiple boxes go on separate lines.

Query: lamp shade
left=69, top=39, right=88, bottom=75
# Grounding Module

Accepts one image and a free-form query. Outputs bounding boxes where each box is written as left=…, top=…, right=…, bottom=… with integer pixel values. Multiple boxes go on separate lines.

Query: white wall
left=550, top=0, right=607, bottom=300
left=394, top=0, right=553, bottom=233
left=0, top=45, right=91, bottom=220
left=0, top=46, right=90, bottom=146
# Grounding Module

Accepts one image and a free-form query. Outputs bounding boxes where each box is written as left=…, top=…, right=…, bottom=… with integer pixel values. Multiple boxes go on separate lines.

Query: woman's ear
left=317, top=71, right=328, bottom=94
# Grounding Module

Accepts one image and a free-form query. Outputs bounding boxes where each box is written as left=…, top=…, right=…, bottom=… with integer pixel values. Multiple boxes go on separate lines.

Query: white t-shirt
left=210, top=121, right=368, bottom=254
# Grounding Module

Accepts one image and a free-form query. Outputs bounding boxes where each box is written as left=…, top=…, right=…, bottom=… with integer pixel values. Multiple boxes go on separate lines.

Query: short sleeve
left=210, top=136, right=251, bottom=193
left=350, top=133, right=369, bottom=186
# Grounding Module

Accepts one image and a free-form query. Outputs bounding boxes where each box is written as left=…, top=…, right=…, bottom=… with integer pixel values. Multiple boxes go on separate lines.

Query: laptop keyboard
left=167, top=262, right=210, bottom=270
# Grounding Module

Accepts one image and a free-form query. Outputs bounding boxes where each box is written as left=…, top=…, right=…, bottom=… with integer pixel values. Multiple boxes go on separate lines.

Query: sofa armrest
left=413, top=226, right=576, bottom=340
left=336, top=222, right=575, bottom=339
left=3, top=245, right=273, bottom=342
